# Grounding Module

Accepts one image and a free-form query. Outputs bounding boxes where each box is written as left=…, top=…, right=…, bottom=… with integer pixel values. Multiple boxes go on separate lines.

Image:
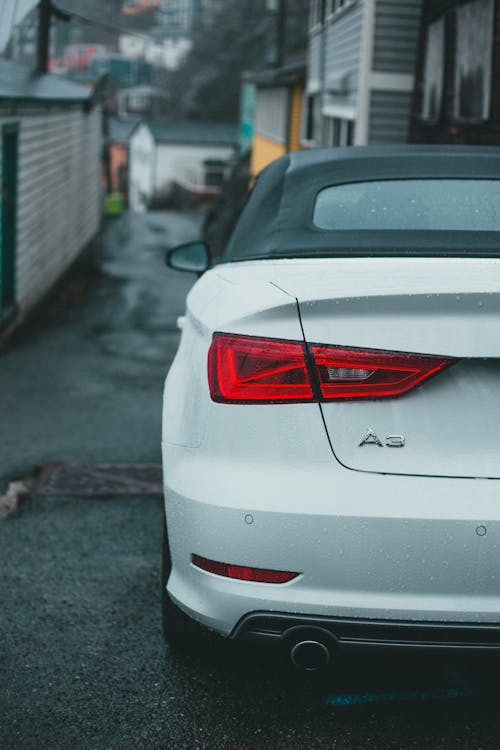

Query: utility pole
left=36, top=0, right=70, bottom=75
left=266, top=0, right=286, bottom=67
left=276, top=0, right=286, bottom=67
left=36, top=0, right=51, bottom=74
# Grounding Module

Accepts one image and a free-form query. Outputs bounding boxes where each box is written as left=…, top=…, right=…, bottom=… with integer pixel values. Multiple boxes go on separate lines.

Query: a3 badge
left=359, top=429, right=405, bottom=448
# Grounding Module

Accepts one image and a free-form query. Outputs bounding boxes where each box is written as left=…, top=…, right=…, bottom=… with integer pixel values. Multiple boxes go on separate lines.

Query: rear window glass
left=313, top=179, right=500, bottom=231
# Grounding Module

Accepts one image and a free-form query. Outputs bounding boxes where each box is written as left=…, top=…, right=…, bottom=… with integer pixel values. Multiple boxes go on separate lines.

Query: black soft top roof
left=225, top=145, right=500, bottom=261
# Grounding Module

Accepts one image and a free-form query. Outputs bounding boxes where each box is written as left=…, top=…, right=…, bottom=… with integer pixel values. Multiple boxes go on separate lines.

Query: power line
left=8, top=0, right=20, bottom=30
left=53, top=2, right=163, bottom=43
left=2, top=0, right=20, bottom=57
left=55, top=0, right=307, bottom=43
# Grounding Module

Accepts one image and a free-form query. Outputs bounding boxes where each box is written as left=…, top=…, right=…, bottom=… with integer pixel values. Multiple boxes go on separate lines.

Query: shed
left=0, top=58, right=102, bottom=334
left=129, top=120, right=238, bottom=212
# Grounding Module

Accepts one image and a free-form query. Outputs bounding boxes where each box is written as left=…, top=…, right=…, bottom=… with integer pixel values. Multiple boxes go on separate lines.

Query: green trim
left=0, top=303, right=17, bottom=328
left=1, top=122, right=19, bottom=323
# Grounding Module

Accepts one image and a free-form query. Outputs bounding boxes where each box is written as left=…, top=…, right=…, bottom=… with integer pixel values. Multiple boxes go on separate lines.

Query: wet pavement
left=0, top=211, right=197, bottom=484
left=2, top=212, right=500, bottom=749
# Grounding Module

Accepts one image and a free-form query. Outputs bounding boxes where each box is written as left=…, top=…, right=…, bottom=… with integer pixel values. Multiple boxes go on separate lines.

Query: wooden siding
left=373, top=0, right=423, bottom=74
left=0, top=107, right=101, bottom=317
left=307, top=31, right=322, bottom=91
left=288, top=85, right=303, bottom=151
left=255, top=88, right=289, bottom=144
left=369, top=89, right=413, bottom=141
left=250, top=134, right=287, bottom=178
left=323, top=1, right=363, bottom=112
left=410, top=0, right=500, bottom=145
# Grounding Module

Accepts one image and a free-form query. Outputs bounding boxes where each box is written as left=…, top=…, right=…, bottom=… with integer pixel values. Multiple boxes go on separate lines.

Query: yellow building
left=246, top=61, right=306, bottom=179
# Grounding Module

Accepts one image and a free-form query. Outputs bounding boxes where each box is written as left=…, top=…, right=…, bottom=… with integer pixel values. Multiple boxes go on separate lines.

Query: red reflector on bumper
left=191, top=554, right=299, bottom=583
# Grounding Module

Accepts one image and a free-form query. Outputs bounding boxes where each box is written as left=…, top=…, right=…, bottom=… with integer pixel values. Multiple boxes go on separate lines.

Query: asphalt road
left=0, top=211, right=197, bottom=484
left=2, top=212, right=500, bottom=749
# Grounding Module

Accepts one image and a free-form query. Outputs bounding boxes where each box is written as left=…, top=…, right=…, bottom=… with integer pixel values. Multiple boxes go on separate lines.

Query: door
left=1, top=123, right=18, bottom=321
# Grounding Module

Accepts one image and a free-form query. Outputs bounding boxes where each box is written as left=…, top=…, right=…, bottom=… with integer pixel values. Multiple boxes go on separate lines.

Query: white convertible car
left=162, top=145, right=500, bottom=670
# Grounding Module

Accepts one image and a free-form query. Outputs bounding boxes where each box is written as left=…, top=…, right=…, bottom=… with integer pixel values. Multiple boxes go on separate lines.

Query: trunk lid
left=267, top=257, right=500, bottom=479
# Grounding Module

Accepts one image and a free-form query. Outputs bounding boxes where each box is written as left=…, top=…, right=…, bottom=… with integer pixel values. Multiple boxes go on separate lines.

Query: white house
left=129, top=120, right=238, bottom=212
left=306, top=0, right=422, bottom=146
left=0, top=59, right=102, bottom=335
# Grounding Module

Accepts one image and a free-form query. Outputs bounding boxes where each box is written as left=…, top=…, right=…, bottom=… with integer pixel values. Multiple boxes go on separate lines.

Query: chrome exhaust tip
left=290, top=639, right=331, bottom=671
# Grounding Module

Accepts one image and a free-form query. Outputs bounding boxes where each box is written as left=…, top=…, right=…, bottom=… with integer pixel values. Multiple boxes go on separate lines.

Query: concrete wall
left=0, top=105, right=101, bottom=321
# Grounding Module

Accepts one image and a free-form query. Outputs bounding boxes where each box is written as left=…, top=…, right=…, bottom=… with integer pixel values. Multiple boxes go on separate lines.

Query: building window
left=421, top=16, right=445, bottom=123
left=204, top=160, right=227, bottom=189
left=346, top=119, right=354, bottom=145
left=303, top=93, right=321, bottom=144
left=309, top=0, right=324, bottom=30
left=255, top=87, right=289, bottom=143
left=127, top=93, right=150, bottom=112
left=326, top=0, right=351, bottom=16
left=453, top=0, right=495, bottom=122
left=305, top=95, right=315, bottom=141
left=331, top=117, right=341, bottom=146
left=326, top=117, right=355, bottom=146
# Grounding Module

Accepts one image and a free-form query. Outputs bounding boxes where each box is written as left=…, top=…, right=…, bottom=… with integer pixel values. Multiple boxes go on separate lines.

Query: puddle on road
left=323, top=687, right=480, bottom=707
left=319, top=660, right=499, bottom=708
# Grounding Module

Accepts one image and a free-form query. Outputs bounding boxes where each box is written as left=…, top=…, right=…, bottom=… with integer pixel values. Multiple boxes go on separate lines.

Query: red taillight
left=311, top=345, right=453, bottom=400
left=191, top=554, right=299, bottom=584
left=208, top=333, right=453, bottom=403
left=208, top=333, right=314, bottom=403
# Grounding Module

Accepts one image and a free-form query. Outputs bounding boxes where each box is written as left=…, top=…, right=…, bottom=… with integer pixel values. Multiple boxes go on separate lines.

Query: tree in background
left=167, top=0, right=309, bottom=123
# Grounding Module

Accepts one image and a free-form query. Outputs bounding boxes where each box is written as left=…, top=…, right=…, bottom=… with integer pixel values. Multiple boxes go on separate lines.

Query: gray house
left=306, top=0, right=422, bottom=146
left=0, top=59, right=102, bottom=336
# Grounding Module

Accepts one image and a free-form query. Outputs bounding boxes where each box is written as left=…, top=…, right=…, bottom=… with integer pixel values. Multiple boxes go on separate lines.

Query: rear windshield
left=313, top=179, right=500, bottom=232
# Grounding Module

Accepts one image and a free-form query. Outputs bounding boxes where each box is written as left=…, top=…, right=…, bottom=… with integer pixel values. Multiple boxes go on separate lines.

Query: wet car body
left=162, top=145, right=500, bottom=667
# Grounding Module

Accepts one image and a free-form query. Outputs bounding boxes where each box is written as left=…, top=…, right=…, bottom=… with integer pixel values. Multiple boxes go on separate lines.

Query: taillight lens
left=208, top=333, right=314, bottom=403
left=192, top=554, right=299, bottom=584
left=208, top=333, right=453, bottom=403
left=311, top=345, right=452, bottom=400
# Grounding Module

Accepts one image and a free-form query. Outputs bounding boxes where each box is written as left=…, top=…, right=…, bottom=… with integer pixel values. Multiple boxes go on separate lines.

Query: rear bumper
left=163, top=443, right=500, bottom=637
left=232, top=612, right=500, bottom=653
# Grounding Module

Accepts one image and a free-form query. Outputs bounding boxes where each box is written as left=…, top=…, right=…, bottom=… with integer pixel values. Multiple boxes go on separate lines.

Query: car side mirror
left=166, top=241, right=210, bottom=274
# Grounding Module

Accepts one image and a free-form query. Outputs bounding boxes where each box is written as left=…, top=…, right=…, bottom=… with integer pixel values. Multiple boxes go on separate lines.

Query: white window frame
left=309, top=0, right=324, bottom=31
left=325, top=116, right=355, bottom=147
left=325, top=0, right=357, bottom=21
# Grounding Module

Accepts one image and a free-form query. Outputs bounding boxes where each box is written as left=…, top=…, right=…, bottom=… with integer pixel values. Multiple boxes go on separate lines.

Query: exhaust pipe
left=290, top=639, right=331, bottom=671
